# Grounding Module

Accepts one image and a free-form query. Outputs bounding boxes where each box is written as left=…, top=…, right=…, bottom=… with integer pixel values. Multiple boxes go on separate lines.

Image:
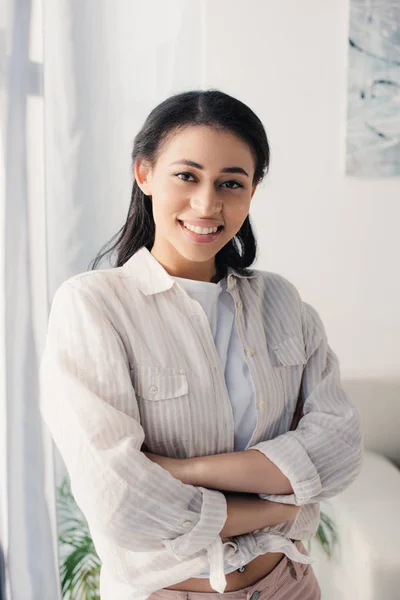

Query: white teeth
left=183, top=222, right=219, bottom=235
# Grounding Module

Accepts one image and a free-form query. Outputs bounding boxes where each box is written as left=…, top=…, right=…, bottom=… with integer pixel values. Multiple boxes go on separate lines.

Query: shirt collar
left=123, top=246, right=256, bottom=296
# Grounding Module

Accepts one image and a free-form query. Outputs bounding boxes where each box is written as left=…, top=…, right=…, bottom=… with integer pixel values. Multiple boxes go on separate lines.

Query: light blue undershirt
left=171, top=274, right=257, bottom=577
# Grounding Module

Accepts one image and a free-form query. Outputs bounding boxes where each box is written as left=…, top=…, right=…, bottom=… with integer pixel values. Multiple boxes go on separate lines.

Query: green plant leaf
left=57, top=476, right=101, bottom=599
left=308, top=509, right=338, bottom=559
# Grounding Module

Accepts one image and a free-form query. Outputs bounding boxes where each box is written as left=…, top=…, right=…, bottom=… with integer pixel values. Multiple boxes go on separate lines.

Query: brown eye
left=221, top=180, right=243, bottom=189
left=175, top=172, right=196, bottom=182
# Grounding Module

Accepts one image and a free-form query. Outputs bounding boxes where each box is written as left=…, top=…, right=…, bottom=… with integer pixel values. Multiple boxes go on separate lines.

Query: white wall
left=203, top=0, right=400, bottom=376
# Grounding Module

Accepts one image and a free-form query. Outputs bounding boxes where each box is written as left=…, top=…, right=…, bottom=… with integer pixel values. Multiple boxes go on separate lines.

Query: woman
left=39, top=90, right=363, bottom=600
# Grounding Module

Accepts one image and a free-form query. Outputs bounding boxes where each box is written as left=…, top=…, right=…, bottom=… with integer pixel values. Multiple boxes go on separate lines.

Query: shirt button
left=149, top=385, right=158, bottom=395
left=182, top=520, right=192, bottom=529
left=250, top=592, right=260, bottom=600
left=246, top=347, right=255, bottom=357
left=236, top=301, right=243, bottom=309
left=256, top=544, right=264, bottom=551
left=257, top=401, right=266, bottom=409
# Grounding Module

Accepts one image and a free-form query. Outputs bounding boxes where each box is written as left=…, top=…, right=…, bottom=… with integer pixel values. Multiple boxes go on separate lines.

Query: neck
left=151, top=244, right=218, bottom=283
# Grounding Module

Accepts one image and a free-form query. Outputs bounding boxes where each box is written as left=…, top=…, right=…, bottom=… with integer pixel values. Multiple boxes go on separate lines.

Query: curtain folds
left=1, top=0, right=60, bottom=599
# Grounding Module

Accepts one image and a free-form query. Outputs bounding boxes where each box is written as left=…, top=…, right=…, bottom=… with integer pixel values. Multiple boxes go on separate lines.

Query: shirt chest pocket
left=130, top=365, right=193, bottom=457
left=271, top=335, right=307, bottom=409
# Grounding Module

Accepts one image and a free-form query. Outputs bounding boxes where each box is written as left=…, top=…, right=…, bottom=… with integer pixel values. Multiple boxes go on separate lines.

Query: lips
left=178, top=220, right=224, bottom=244
left=178, top=220, right=224, bottom=231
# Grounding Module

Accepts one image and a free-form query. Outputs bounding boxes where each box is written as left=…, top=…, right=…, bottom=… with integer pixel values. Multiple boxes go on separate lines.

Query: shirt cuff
left=247, top=435, right=322, bottom=504
left=162, top=486, right=228, bottom=558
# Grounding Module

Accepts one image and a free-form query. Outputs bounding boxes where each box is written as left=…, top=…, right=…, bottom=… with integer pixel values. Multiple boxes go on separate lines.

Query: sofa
left=312, top=375, right=400, bottom=600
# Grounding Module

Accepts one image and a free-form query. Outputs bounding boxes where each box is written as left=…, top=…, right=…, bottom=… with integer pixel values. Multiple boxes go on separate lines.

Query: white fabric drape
left=1, top=0, right=205, bottom=598
left=1, top=0, right=60, bottom=599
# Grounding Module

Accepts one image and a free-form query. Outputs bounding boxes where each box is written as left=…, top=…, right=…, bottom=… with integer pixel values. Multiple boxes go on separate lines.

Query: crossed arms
left=143, top=449, right=300, bottom=538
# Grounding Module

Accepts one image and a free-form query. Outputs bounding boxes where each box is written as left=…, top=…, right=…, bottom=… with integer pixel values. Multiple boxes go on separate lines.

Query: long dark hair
left=89, top=89, right=270, bottom=278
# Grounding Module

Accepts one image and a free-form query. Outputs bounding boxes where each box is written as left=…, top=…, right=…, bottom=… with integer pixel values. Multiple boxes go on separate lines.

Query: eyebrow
left=170, top=159, right=249, bottom=177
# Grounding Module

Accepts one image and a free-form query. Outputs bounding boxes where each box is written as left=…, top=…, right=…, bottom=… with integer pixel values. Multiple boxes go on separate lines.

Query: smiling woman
left=133, top=124, right=258, bottom=282
left=39, top=90, right=361, bottom=600
left=89, top=90, right=269, bottom=284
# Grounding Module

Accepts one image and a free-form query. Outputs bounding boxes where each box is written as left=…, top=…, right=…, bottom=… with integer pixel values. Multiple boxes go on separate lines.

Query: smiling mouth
left=177, top=219, right=225, bottom=243
left=178, top=220, right=224, bottom=232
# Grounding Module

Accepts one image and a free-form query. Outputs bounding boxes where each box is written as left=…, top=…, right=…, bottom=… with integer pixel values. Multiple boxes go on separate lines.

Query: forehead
left=157, top=125, right=255, bottom=171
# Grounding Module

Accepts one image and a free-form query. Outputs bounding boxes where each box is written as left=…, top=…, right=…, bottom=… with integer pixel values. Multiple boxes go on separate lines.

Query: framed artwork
left=346, top=1, right=400, bottom=176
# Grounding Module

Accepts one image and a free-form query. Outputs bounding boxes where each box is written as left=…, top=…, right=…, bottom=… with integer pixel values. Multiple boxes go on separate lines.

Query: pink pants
left=148, top=541, right=321, bottom=600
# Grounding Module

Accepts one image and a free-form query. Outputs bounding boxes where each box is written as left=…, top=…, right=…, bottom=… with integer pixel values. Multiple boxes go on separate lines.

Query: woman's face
left=135, top=125, right=257, bottom=282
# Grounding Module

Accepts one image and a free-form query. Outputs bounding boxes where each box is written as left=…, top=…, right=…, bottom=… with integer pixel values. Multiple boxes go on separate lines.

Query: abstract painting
left=346, top=1, right=400, bottom=176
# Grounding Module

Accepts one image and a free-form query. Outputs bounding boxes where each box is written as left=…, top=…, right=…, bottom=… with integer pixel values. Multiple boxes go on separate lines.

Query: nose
left=190, top=185, right=222, bottom=216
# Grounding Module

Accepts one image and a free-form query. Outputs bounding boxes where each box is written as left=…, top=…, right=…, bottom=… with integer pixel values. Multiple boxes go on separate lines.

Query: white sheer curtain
left=1, top=0, right=205, bottom=598
left=1, top=1, right=60, bottom=599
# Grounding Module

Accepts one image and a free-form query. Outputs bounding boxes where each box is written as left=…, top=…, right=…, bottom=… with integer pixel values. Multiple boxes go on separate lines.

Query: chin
left=176, top=248, right=218, bottom=263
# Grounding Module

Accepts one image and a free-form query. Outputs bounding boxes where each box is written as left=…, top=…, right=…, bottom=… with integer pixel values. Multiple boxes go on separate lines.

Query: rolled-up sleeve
left=247, top=301, right=364, bottom=505
left=39, top=280, right=227, bottom=557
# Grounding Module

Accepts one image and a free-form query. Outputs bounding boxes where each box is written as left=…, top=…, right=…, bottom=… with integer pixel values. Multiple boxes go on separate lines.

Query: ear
left=134, top=158, right=153, bottom=195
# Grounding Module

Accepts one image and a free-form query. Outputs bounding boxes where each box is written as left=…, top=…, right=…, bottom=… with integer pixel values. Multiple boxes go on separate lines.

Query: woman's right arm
left=220, top=493, right=301, bottom=538
left=39, top=280, right=229, bottom=559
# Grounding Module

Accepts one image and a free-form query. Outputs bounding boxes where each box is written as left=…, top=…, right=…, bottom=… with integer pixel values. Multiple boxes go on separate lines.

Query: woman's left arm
left=244, top=300, right=364, bottom=505
left=147, top=301, right=364, bottom=505
left=144, top=449, right=293, bottom=495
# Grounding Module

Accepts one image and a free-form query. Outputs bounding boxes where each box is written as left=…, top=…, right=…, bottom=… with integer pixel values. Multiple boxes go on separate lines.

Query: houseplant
left=57, top=478, right=101, bottom=599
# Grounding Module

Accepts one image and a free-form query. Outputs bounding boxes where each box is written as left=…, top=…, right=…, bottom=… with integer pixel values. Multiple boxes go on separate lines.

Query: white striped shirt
left=39, top=246, right=364, bottom=599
